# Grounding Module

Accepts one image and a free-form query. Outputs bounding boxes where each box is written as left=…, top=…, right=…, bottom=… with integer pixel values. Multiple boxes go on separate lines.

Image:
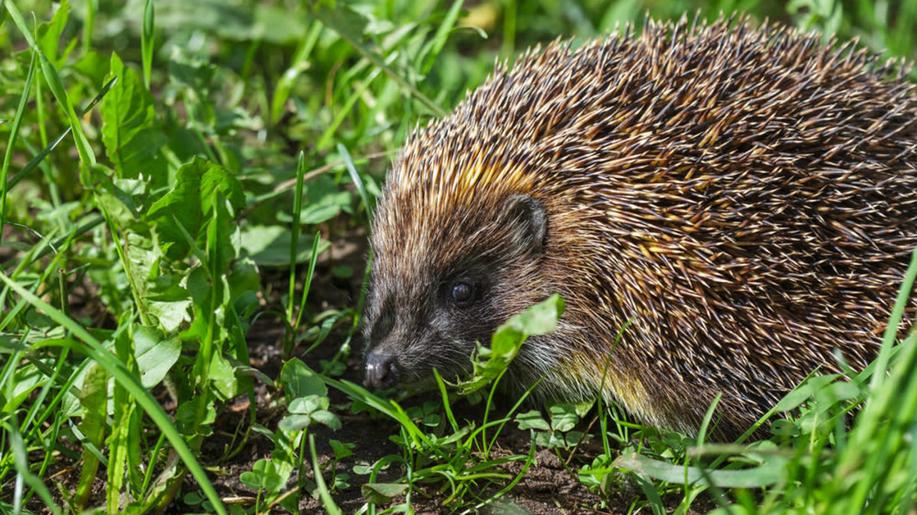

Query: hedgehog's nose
left=364, top=351, right=399, bottom=389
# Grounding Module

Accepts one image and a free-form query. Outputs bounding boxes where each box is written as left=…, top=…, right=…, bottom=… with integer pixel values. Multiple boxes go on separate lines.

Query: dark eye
left=450, top=281, right=474, bottom=305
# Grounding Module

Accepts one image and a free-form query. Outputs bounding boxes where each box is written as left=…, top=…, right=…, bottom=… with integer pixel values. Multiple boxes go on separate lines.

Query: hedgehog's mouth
left=363, top=340, right=475, bottom=390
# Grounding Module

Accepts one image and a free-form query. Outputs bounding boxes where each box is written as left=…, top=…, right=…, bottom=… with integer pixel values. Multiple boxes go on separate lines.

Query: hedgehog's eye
left=450, top=281, right=474, bottom=305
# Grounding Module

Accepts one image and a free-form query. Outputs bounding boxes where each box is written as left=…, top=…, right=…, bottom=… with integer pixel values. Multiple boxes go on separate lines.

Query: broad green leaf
left=206, top=190, right=236, bottom=278
left=148, top=297, right=192, bottom=333
left=38, top=0, right=70, bottom=64
left=298, top=196, right=350, bottom=225
left=73, top=49, right=108, bottom=84
left=175, top=396, right=216, bottom=439
left=181, top=267, right=214, bottom=343
left=100, top=53, right=167, bottom=185
left=156, top=0, right=307, bottom=45
left=134, top=326, right=180, bottom=388
left=106, top=336, right=138, bottom=515
left=352, top=463, right=373, bottom=475
left=91, top=168, right=148, bottom=225
left=309, top=0, right=368, bottom=38
left=74, top=363, right=108, bottom=509
left=147, top=157, right=243, bottom=214
left=274, top=175, right=353, bottom=225
left=280, top=358, right=327, bottom=402
left=499, top=293, right=566, bottom=338
left=240, top=225, right=329, bottom=267
left=209, top=352, right=237, bottom=400
left=1, top=143, right=227, bottom=515
left=228, top=258, right=262, bottom=306
left=146, top=157, right=243, bottom=258
left=183, top=491, right=204, bottom=506
left=573, top=399, right=594, bottom=417
left=288, top=395, right=328, bottom=414
left=278, top=414, right=313, bottom=432
left=361, top=482, right=409, bottom=504
left=491, top=294, right=564, bottom=356
left=329, top=439, right=354, bottom=460
left=515, top=410, right=550, bottom=432
left=118, top=226, right=192, bottom=334
left=549, top=404, right=580, bottom=433
left=458, top=294, right=564, bottom=395
left=311, top=409, right=342, bottom=431
left=239, top=458, right=292, bottom=493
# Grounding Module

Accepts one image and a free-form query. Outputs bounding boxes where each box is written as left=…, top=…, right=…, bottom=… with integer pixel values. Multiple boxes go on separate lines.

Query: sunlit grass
left=0, top=0, right=915, bottom=512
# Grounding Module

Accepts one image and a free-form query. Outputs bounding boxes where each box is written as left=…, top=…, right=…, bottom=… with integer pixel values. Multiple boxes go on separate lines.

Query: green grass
left=1, top=0, right=916, bottom=513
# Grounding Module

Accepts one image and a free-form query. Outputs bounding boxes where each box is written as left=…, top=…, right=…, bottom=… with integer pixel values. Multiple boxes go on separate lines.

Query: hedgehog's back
left=383, top=17, right=917, bottom=436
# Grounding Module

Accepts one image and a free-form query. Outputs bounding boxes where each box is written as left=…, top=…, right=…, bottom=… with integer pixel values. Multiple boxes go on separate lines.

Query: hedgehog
left=360, top=16, right=917, bottom=437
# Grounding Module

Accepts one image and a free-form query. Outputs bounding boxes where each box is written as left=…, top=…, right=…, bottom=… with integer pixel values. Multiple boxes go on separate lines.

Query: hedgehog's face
left=362, top=194, right=548, bottom=390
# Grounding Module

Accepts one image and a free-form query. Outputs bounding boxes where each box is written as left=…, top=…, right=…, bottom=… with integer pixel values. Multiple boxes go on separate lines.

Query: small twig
left=223, top=495, right=257, bottom=505
left=565, top=414, right=600, bottom=468
left=265, top=487, right=300, bottom=511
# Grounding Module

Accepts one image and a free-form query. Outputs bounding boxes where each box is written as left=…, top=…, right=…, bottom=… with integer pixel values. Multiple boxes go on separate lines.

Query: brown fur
left=365, top=16, right=917, bottom=437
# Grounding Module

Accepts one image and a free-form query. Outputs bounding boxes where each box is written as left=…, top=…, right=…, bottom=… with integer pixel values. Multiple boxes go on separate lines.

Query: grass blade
left=0, top=272, right=228, bottom=515
left=308, top=1, right=445, bottom=116
left=309, top=433, right=342, bottom=515
left=870, top=249, right=917, bottom=393
left=338, top=143, right=372, bottom=220
left=614, top=451, right=785, bottom=489
left=288, top=151, right=306, bottom=324
left=6, top=77, right=117, bottom=191
left=3, top=421, right=61, bottom=515
left=293, top=233, right=322, bottom=331
left=4, top=1, right=96, bottom=172
left=141, top=0, right=154, bottom=89
left=421, top=0, right=464, bottom=73
left=0, top=51, right=36, bottom=245
left=271, top=21, right=322, bottom=124
left=321, top=376, right=431, bottom=448
left=81, top=0, right=95, bottom=54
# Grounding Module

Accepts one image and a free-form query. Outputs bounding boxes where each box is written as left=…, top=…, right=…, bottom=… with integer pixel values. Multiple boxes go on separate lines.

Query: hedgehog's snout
left=364, top=350, right=400, bottom=389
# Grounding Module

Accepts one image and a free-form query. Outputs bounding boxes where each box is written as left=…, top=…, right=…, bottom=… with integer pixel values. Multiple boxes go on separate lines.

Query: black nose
left=364, top=351, right=399, bottom=389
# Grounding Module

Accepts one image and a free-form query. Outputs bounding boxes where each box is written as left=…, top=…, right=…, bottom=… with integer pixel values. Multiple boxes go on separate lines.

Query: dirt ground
left=214, top=318, right=626, bottom=514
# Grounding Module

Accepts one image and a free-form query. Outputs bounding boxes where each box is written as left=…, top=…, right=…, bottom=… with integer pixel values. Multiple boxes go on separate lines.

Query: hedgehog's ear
left=504, top=195, right=547, bottom=255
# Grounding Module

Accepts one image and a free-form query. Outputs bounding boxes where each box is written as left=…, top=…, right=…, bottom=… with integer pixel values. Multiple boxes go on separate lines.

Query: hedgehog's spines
left=372, top=17, right=917, bottom=436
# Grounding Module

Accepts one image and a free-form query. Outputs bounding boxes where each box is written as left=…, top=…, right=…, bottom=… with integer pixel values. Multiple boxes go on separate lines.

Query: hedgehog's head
left=362, top=162, right=551, bottom=389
